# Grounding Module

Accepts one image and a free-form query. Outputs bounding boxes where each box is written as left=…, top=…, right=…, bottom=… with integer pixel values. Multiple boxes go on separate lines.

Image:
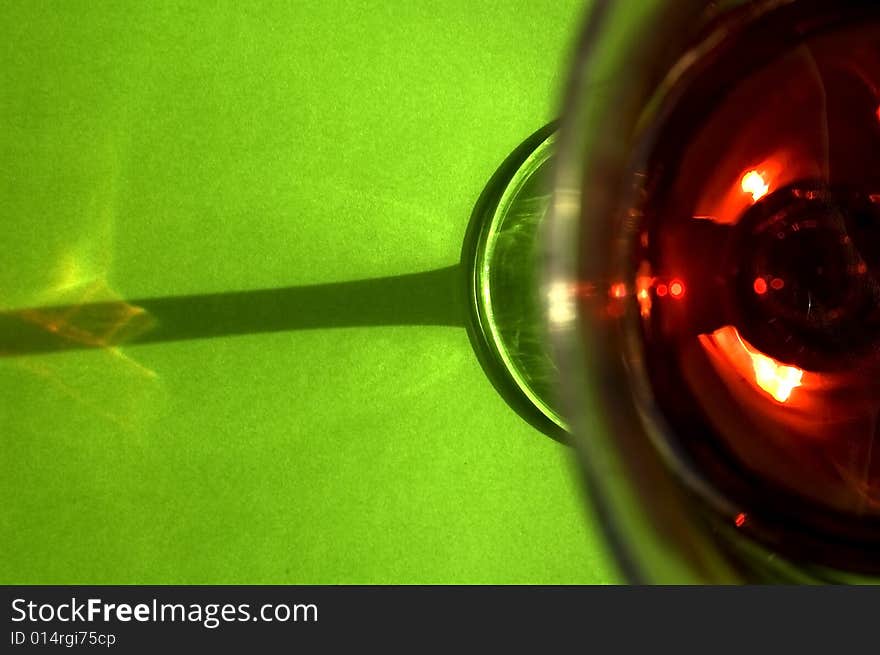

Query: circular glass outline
left=461, top=122, right=568, bottom=442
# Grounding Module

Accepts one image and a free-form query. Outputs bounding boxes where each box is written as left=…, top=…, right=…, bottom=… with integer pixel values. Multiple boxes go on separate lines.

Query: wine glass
left=547, top=0, right=880, bottom=582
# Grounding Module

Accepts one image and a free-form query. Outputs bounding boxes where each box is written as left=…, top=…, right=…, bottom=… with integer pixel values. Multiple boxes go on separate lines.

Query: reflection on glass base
left=461, top=123, right=567, bottom=441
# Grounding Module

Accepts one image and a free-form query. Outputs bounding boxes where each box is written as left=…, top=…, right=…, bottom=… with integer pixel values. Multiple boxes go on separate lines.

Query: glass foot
left=461, top=123, right=566, bottom=440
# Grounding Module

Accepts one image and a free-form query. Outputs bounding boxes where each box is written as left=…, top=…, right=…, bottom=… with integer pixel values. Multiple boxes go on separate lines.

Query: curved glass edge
left=461, top=122, right=569, bottom=443
left=477, top=131, right=567, bottom=433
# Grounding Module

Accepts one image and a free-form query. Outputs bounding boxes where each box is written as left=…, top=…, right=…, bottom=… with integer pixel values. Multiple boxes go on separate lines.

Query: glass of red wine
left=546, top=0, right=880, bottom=582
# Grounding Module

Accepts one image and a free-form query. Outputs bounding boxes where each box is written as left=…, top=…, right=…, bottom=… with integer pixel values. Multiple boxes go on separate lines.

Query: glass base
left=461, top=123, right=567, bottom=441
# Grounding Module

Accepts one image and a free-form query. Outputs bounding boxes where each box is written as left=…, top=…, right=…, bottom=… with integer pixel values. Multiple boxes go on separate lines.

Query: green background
left=1, top=0, right=616, bottom=583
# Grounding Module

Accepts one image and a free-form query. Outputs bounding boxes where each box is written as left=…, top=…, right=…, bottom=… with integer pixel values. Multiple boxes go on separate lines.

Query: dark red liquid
left=633, top=4, right=880, bottom=561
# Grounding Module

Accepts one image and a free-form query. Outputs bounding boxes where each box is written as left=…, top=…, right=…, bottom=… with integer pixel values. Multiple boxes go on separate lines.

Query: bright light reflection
left=741, top=170, right=769, bottom=202
left=702, top=326, right=804, bottom=403
left=547, top=281, right=576, bottom=326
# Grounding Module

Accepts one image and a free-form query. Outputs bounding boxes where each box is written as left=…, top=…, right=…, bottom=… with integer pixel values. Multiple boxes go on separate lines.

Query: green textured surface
left=1, top=0, right=616, bottom=583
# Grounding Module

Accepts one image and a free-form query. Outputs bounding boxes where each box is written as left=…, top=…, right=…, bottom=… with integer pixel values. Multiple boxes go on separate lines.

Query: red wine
left=629, top=1, right=880, bottom=568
